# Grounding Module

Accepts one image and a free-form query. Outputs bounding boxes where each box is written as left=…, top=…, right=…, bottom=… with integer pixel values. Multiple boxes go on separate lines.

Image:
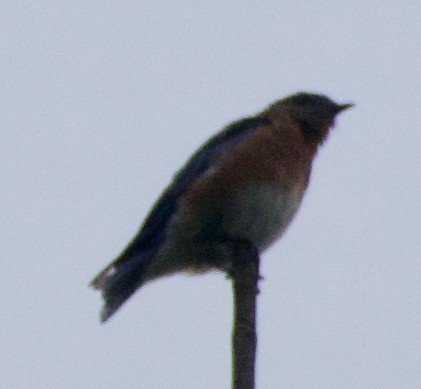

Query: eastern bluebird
left=90, top=92, right=353, bottom=322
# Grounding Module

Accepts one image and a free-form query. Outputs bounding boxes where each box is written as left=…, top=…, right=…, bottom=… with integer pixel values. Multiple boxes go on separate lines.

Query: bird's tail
left=90, top=251, right=154, bottom=323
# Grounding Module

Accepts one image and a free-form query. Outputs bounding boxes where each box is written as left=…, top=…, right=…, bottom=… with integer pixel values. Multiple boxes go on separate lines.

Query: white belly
left=224, top=184, right=304, bottom=250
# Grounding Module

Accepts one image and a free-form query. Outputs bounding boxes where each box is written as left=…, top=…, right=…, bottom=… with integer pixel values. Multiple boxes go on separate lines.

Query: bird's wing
left=117, top=116, right=270, bottom=259
left=89, top=115, right=269, bottom=293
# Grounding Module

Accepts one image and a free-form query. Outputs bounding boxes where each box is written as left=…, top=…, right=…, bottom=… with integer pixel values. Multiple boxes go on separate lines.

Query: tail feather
left=89, top=263, right=117, bottom=291
left=90, top=253, right=152, bottom=322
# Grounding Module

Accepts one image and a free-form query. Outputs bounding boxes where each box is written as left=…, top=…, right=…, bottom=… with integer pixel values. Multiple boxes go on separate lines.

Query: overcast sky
left=1, top=1, right=420, bottom=388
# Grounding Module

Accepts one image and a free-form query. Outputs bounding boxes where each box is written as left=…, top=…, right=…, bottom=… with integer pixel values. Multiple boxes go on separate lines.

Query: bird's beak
left=336, top=103, right=354, bottom=113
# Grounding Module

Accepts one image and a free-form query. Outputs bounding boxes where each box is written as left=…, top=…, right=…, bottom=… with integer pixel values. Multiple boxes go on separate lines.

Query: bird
left=90, top=92, right=353, bottom=322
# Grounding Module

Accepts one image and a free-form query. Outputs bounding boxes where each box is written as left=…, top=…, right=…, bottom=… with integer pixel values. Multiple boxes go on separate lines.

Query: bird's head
left=278, top=92, right=353, bottom=144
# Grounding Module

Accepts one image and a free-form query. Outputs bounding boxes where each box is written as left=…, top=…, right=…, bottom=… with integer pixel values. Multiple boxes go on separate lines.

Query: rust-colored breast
left=183, top=112, right=315, bottom=232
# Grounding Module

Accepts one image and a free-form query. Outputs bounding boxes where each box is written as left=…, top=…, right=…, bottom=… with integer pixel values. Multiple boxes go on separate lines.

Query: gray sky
left=1, top=1, right=420, bottom=388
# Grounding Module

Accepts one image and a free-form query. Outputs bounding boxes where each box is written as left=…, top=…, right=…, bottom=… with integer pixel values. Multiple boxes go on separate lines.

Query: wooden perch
left=231, top=243, right=260, bottom=389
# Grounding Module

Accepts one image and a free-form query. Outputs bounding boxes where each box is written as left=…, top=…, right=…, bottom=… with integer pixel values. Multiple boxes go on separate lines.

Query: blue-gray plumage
left=90, top=116, right=269, bottom=322
left=90, top=92, right=353, bottom=322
